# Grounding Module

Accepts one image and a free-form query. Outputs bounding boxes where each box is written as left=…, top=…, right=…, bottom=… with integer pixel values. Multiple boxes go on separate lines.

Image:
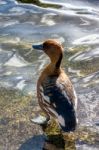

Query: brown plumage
left=33, top=39, right=77, bottom=132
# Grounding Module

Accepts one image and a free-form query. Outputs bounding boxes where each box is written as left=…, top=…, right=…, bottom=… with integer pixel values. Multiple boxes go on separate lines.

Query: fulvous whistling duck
left=32, top=39, right=77, bottom=132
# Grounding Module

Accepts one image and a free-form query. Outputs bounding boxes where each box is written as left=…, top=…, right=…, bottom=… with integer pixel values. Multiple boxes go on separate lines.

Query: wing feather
left=38, top=75, right=77, bottom=132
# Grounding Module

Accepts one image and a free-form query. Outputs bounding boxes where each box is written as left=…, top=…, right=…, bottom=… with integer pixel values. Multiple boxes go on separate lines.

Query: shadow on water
left=18, top=133, right=77, bottom=150
left=18, top=135, right=46, bottom=150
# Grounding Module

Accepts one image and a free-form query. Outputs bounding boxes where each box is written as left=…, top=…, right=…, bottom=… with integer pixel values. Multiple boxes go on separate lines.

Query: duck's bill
left=32, top=43, right=43, bottom=50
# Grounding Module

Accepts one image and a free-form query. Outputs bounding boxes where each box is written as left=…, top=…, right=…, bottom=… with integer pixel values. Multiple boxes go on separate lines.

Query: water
left=0, top=0, right=99, bottom=149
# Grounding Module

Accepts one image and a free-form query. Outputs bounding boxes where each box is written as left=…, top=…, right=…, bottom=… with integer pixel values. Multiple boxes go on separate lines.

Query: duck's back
left=38, top=72, right=77, bottom=132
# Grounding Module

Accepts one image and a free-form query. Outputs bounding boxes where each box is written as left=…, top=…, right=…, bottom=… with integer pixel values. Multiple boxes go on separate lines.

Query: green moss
left=42, top=119, right=98, bottom=149
left=18, top=0, right=61, bottom=8
left=42, top=119, right=65, bottom=149
left=0, top=87, right=42, bottom=149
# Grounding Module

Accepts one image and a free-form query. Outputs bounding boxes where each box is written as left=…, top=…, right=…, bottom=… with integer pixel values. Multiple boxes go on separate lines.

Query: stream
left=0, top=0, right=99, bottom=149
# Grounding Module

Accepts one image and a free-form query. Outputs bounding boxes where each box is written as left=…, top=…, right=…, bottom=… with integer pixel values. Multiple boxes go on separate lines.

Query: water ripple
left=73, top=34, right=99, bottom=45
left=0, top=0, right=99, bottom=149
left=69, top=47, right=99, bottom=61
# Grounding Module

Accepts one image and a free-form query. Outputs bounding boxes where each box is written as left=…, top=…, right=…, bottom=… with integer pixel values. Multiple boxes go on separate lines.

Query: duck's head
left=32, top=39, right=63, bottom=68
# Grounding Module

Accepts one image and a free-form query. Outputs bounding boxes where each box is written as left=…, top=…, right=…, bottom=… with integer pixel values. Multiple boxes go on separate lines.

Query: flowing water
left=0, top=0, right=99, bottom=149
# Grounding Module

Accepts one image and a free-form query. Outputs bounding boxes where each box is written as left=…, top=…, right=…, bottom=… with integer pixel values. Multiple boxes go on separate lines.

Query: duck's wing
left=57, top=76, right=77, bottom=111
left=38, top=75, right=77, bottom=132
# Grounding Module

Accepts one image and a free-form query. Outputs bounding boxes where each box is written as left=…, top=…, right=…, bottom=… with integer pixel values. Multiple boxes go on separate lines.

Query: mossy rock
left=18, top=0, right=61, bottom=8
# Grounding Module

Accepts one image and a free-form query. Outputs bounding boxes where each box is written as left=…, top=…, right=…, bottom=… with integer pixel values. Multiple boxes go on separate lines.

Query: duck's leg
left=31, top=97, right=51, bottom=129
left=40, top=116, right=50, bottom=132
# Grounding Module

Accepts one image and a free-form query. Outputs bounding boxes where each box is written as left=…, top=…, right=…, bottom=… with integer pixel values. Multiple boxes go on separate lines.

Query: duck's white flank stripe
left=73, top=88, right=77, bottom=110
left=39, top=86, right=44, bottom=92
left=58, top=115, right=65, bottom=127
left=41, top=92, right=50, bottom=103
left=48, top=107, right=58, bottom=117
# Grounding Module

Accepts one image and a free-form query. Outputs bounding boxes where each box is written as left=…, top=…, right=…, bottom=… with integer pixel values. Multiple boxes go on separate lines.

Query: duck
left=32, top=39, right=77, bottom=132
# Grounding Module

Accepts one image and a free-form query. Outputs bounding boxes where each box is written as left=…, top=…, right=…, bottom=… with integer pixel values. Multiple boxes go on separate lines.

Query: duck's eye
left=43, top=43, right=55, bottom=52
left=43, top=43, right=49, bottom=50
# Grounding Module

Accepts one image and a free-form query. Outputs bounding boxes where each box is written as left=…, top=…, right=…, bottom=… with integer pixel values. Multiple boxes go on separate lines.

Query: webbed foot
left=31, top=115, right=50, bottom=131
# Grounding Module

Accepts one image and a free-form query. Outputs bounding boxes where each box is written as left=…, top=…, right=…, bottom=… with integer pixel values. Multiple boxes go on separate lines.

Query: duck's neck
left=45, top=52, right=63, bottom=75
